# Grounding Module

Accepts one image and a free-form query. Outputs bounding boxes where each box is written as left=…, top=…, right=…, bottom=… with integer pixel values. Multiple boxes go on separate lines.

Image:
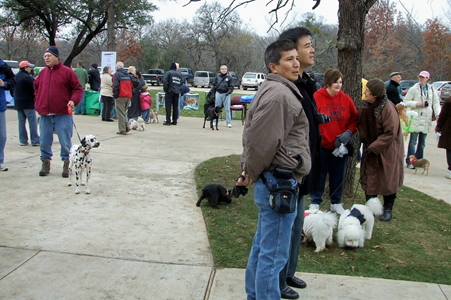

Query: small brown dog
left=149, top=109, right=159, bottom=123
left=409, top=155, right=431, bottom=175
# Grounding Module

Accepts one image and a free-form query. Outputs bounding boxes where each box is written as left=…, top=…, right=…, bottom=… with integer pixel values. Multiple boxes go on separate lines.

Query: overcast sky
left=153, top=0, right=449, bottom=35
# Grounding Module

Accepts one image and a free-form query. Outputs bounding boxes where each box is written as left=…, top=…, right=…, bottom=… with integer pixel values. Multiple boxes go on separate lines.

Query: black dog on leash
left=203, top=106, right=223, bottom=130
left=196, top=184, right=232, bottom=208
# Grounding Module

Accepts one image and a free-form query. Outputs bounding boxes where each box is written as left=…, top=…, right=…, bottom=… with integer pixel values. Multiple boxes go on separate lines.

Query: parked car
left=193, top=71, right=215, bottom=88
left=440, top=84, right=451, bottom=105
left=229, top=71, right=241, bottom=89
left=241, top=72, right=266, bottom=90
left=4, top=60, right=19, bottom=74
left=179, top=67, right=194, bottom=85
left=399, top=80, right=417, bottom=97
left=144, top=69, right=164, bottom=86
left=430, top=81, right=451, bottom=100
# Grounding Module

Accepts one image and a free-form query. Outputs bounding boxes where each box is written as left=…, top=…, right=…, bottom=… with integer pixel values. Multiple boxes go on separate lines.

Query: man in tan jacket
left=238, top=39, right=311, bottom=300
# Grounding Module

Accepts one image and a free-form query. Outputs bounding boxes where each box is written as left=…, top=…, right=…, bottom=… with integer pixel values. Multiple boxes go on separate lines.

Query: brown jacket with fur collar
left=358, top=98, right=404, bottom=196
left=436, top=96, right=451, bottom=150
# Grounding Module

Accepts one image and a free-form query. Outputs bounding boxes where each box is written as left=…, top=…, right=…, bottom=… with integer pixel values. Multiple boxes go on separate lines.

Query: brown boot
left=62, top=159, right=69, bottom=178
left=39, top=158, right=51, bottom=176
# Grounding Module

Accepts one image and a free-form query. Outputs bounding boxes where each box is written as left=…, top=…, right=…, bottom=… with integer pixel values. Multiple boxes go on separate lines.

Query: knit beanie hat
left=170, top=62, right=177, bottom=70
left=366, top=78, right=386, bottom=98
left=44, top=46, right=59, bottom=58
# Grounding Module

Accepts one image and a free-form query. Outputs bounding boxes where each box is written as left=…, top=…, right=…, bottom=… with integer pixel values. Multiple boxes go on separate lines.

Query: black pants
left=446, top=149, right=451, bottom=170
left=102, top=96, right=114, bottom=120
left=366, top=193, right=396, bottom=209
left=165, top=92, right=179, bottom=123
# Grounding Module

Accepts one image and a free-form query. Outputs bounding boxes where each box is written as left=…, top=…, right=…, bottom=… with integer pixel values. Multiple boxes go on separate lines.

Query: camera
left=424, top=101, right=429, bottom=107
left=315, top=112, right=331, bottom=124
left=232, top=185, right=248, bottom=198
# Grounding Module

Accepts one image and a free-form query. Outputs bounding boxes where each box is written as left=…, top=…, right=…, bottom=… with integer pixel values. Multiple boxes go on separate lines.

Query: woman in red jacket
left=309, top=68, right=358, bottom=214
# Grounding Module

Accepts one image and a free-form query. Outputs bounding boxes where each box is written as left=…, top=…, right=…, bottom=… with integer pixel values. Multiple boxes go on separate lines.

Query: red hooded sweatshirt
left=314, top=87, right=358, bottom=150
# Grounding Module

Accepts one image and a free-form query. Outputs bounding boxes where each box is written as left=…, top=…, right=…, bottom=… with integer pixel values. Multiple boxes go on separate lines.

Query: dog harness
left=347, top=208, right=366, bottom=225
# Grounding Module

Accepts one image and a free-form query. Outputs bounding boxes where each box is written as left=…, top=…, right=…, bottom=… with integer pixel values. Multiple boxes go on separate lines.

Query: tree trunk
left=337, top=0, right=377, bottom=197
left=107, top=0, right=116, bottom=51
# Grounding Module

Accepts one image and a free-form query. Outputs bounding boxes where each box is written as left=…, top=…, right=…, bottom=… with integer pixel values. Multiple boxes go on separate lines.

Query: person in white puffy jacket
left=403, top=70, right=441, bottom=168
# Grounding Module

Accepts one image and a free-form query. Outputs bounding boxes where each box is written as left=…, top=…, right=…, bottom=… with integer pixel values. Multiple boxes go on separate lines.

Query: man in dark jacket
left=213, top=65, right=234, bottom=128
left=14, top=61, right=39, bottom=146
left=88, top=63, right=101, bottom=91
left=113, top=61, right=133, bottom=135
left=163, top=62, right=183, bottom=125
left=0, top=56, right=16, bottom=171
left=386, top=71, right=402, bottom=105
left=34, top=46, right=83, bottom=177
left=277, top=27, right=322, bottom=300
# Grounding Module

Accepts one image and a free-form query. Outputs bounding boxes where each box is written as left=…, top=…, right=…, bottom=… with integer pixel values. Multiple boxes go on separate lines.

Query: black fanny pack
left=263, top=168, right=298, bottom=213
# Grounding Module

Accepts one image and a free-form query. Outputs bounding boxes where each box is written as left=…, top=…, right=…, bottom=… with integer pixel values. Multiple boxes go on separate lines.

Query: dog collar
left=347, top=208, right=366, bottom=225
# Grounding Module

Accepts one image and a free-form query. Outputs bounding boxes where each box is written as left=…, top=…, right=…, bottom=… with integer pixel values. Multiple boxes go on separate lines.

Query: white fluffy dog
left=336, top=197, right=383, bottom=248
left=303, top=210, right=338, bottom=253
left=136, top=117, right=146, bottom=131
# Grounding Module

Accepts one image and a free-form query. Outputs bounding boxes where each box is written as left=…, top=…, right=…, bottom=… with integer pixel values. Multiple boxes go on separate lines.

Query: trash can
left=85, top=91, right=101, bottom=115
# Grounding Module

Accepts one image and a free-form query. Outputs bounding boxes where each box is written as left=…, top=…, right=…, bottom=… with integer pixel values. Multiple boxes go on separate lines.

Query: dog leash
left=69, top=104, right=83, bottom=144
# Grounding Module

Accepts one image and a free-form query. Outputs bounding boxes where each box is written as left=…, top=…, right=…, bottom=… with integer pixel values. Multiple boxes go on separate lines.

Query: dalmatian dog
left=67, top=135, right=100, bottom=194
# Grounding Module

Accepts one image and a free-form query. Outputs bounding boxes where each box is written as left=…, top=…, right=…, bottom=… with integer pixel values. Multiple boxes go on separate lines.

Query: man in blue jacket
left=14, top=60, right=40, bottom=147
left=0, top=56, right=16, bottom=171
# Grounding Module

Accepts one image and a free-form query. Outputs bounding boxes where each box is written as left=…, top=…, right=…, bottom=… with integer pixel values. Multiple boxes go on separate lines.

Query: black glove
left=363, top=148, right=373, bottom=156
left=337, top=129, right=353, bottom=145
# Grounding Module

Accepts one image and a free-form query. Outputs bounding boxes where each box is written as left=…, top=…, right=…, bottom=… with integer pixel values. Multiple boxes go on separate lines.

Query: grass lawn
left=194, top=155, right=451, bottom=285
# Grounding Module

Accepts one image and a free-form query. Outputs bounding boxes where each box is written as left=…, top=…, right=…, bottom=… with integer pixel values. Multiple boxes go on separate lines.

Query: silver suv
left=242, top=72, right=266, bottom=90
left=193, top=71, right=215, bottom=88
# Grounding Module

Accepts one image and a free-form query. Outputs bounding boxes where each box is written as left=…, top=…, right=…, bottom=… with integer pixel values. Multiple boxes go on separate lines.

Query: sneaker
left=446, top=171, right=451, bottom=179
left=309, top=204, right=320, bottom=211
left=0, top=164, right=8, bottom=171
left=20, top=142, right=28, bottom=146
left=330, top=203, right=345, bottom=214
left=32, top=143, right=40, bottom=147
left=406, top=164, right=414, bottom=169
left=163, top=121, right=171, bottom=126
left=227, top=124, right=232, bottom=128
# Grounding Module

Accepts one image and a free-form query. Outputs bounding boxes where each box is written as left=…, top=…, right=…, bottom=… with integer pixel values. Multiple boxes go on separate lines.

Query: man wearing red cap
left=34, top=45, right=83, bottom=177
left=14, top=60, right=39, bottom=147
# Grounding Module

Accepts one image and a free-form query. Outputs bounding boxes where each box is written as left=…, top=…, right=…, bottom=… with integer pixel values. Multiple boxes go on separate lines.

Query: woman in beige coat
left=358, top=79, right=404, bottom=222
left=403, top=71, right=441, bottom=168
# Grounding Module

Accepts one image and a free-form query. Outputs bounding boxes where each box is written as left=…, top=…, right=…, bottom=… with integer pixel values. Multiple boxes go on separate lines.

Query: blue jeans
left=142, top=109, right=150, bottom=122
left=215, top=92, right=231, bottom=125
left=310, top=147, right=348, bottom=204
left=406, top=132, right=427, bottom=165
left=17, top=109, right=40, bottom=145
left=245, top=171, right=298, bottom=300
left=0, top=111, right=6, bottom=164
left=279, top=194, right=306, bottom=288
left=75, top=89, right=86, bottom=114
left=39, top=114, right=73, bottom=161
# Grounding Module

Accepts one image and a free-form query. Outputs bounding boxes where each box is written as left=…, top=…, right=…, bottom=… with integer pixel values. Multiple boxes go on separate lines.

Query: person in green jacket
left=73, top=60, right=88, bottom=115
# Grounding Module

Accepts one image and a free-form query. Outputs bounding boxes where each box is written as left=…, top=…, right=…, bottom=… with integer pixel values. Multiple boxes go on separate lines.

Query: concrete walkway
left=0, top=108, right=449, bottom=299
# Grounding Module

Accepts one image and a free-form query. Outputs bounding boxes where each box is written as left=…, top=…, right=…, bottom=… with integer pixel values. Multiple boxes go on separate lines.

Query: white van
left=193, top=71, right=215, bottom=88
left=242, top=72, right=266, bottom=90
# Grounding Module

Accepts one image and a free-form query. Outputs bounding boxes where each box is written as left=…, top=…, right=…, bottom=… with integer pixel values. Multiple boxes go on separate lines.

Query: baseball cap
left=19, top=60, right=35, bottom=68
left=390, top=72, right=401, bottom=77
left=418, top=71, right=430, bottom=78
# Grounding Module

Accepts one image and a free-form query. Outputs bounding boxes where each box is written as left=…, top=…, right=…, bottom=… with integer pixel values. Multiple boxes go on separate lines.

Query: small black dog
left=203, top=106, right=223, bottom=130
left=196, top=184, right=232, bottom=208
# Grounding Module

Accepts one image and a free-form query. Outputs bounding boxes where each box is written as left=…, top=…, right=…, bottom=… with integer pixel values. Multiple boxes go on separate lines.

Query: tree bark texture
left=337, top=0, right=377, bottom=197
